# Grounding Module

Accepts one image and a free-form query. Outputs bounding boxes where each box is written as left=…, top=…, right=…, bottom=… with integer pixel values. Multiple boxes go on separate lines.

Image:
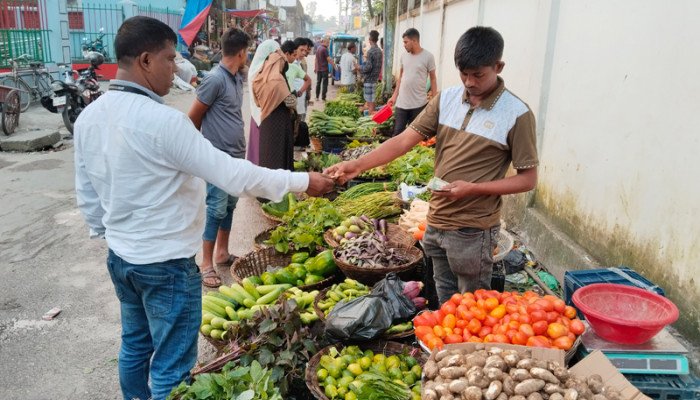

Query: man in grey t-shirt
left=389, top=28, right=437, bottom=136
left=188, top=28, right=250, bottom=287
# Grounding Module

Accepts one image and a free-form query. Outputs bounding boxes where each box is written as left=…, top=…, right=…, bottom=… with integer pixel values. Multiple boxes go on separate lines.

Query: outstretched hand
left=323, top=160, right=362, bottom=185
left=306, top=172, right=336, bottom=197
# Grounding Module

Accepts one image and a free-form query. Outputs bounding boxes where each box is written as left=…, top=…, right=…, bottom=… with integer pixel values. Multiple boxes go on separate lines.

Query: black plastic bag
left=324, top=273, right=416, bottom=341
left=503, top=249, right=527, bottom=274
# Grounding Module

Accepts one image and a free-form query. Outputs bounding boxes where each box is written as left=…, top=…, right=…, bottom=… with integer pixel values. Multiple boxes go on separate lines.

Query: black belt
left=108, top=84, right=151, bottom=98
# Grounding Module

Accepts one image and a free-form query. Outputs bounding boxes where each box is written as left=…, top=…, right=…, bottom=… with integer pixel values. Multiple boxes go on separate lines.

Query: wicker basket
left=305, top=341, right=426, bottom=400
left=231, top=246, right=339, bottom=291
left=323, top=223, right=416, bottom=249
left=310, top=136, right=323, bottom=152
left=494, top=229, right=515, bottom=262
left=312, top=287, right=415, bottom=341
left=332, top=245, right=423, bottom=286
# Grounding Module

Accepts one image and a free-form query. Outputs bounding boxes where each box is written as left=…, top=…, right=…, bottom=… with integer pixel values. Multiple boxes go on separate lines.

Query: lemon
left=317, top=368, right=329, bottom=381
left=347, top=363, right=363, bottom=376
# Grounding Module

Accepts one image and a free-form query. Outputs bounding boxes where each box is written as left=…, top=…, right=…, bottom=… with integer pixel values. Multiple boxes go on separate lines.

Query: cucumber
left=241, top=278, right=261, bottom=299
left=230, top=283, right=256, bottom=303
left=225, top=306, right=238, bottom=321
left=248, top=275, right=263, bottom=285
left=243, top=298, right=256, bottom=308
left=210, top=329, right=224, bottom=340
left=207, top=291, right=239, bottom=306
left=222, top=320, right=237, bottom=330
left=210, top=317, right=227, bottom=329
left=202, top=299, right=227, bottom=318
left=204, top=295, right=237, bottom=310
left=200, top=324, right=213, bottom=336
left=256, top=283, right=292, bottom=295
left=219, top=285, right=245, bottom=304
left=256, top=288, right=283, bottom=305
left=237, top=309, right=255, bottom=320
left=202, top=312, right=216, bottom=325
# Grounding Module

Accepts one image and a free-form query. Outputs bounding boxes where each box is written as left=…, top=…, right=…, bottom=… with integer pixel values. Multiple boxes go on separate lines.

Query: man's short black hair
left=294, top=37, right=308, bottom=48
left=454, top=26, right=504, bottom=70
left=221, top=28, right=250, bottom=57
left=369, top=30, right=379, bottom=43
left=402, top=28, right=420, bottom=40
left=115, top=16, right=177, bottom=63
left=280, top=40, right=298, bottom=54
left=347, top=42, right=356, bottom=51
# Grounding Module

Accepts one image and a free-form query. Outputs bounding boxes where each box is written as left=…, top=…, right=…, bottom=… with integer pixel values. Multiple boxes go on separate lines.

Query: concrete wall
left=387, top=0, right=700, bottom=344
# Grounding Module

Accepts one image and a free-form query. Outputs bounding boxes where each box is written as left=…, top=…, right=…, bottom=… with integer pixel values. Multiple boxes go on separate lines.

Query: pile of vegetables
left=316, top=346, right=422, bottom=400
left=283, top=287, right=321, bottom=325
left=354, top=116, right=379, bottom=137
left=325, top=100, right=362, bottom=119
left=336, top=191, right=402, bottom=220
left=414, top=289, right=586, bottom=351
left=174, top=300, right=323, bottom=399
left=297, top=152, right=342, bottom=172
left=422, top=345, right=622, bottom=400
left=261, top=193, right=296, bottom=218
left=334, top=182, right=397, bottom=208
left=336, top=92, right=363, bottom=104
left=385, top=146, right=435, bottom=185
left=260, top=250, right=337, bottom=287
left=398, top=199, right=429, bottom=240
left=316, top=278, right=371, bottom=317
left=309, top=112, right=359, bottom=136
left=339, top=144, right=377, bottom=161
left=266, top=197, right=342, bottom=253
left=329, top=215, right=385, bottom=245
left=334, top=230, right=409, bottom=269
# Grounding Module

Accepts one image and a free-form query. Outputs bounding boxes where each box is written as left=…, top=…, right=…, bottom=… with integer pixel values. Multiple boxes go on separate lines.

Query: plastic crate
left=564, top=267, right=665, bottom=307
left=625, top=373, right=700, bottom=400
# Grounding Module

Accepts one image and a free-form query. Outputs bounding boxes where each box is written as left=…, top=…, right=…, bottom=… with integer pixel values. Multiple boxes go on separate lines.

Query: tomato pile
left=413, top=289, right=585, bottom=351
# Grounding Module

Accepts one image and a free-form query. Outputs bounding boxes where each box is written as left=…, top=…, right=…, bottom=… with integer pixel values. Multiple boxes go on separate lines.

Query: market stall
left=167, top=96, right=696, bottom=400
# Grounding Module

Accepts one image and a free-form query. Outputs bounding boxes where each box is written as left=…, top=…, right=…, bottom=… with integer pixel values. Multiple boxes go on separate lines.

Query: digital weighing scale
left=580, top=322, right=689, bottom=375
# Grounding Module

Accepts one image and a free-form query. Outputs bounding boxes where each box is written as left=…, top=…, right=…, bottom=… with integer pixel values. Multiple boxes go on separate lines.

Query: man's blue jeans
left=203, top=183, right=238, bottom=242
left=106, top=250, right=201, bottom=400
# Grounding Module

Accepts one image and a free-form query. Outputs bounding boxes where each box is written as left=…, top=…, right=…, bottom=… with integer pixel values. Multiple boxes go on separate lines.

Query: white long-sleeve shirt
left=74, top=80, right=309, bottom=265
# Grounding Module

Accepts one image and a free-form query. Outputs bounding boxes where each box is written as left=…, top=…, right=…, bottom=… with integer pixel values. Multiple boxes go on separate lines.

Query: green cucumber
left=256, top=283, right=292, bottom=295
left=230, top=283, right=255, bottom=303
left=241, top=278, right=261, bottom=299
left=202, top=313, right=216, bottom=325
left=204, top=295, right=237, bottom=310
left=219, top=285, right=245, bottom=304
left=225, top=306, right=238, bottom=321
left=237, top=309, right=255, bottom=320
left=207, top=291, right=239, bottom=306
left=202, top=299, right=227, bottom=318
left=243, top=298, right=256, bottom=308
left=210, top=329, right=224, bottom=340
left=210, top=317, right=227, bottom=329
left=200, top=324, right=213, bottom=336
left=256, top=288, right=283, bottom=305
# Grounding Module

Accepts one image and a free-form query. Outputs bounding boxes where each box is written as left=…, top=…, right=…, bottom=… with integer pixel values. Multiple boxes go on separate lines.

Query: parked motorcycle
left=81, top=28, right=109, bottom=61
left=40, top=51, right=104, bottom=134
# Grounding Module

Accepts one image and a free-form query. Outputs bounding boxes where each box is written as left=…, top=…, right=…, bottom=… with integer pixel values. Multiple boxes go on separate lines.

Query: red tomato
left=506, top=303, right=519, bottom=314
left=532, top=320, right=548, bottom=335
left=492, top=334, right=509, bottom=343
left=462, top=329, right=472, bottom=341
left=553, top=299, right=566, bottom=314
left=442, top=314, right=457, bottom=329
left=433, top=310, right=445, bottom=324
left=507, top=320, right=521, bottom=330
left=519, top=323, right=535, bottom=337
left=527, top=303, right=543, bottom=314
left=483, top=334, right=495, bottom=343
left=547, top=323, right=568, bottom=339
left=570, top=319, right=585, bottom=335
left=564, top=306, right=577, bottom=319
left=467, top=336, right=483, bottom=343
left=527, top=335, right=552, bottom=348
left=422, top=312, right=438, bottom=326
left=467, top=318, right=482, bottom=334
left=444, top=333, right=463, bottom=344
left=546, top=311, right=560, bottom=323
left=478, top=326, right=492, bottom=338
left=433, top=325, right=446, bottom=338
left=453, top=327, right=463, bottom=336
left=506, top=329, right=519, bottom=342
left=512, top=331, right=529, bottom=345
left=457, top=305, right=473, bottom=321
left=440, top=302, right=457, bottom=316
left=471, top=307, right=487, bottom=321
left=483, top=315, right=500, bottom=327
left=484, top=297, right=500, bottom=311
left=530, top=310, right=547, bottom=322
left=450, top=293, right=464, bottom=306
left=553, top=336, right=574, bottom=350
left=518, top=314, right=532, bottom=324
left=456, top=319, right=468, bottom=329
left=415, top=326, right=433, bottom=340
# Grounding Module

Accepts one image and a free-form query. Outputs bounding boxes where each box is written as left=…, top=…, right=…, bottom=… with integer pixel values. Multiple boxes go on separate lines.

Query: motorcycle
left=40, top=51, right=104, bottom=134
left=81, top=28, right=109, bottom=61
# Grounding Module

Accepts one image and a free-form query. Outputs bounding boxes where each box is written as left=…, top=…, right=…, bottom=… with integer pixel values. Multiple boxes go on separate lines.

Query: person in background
left=389, top=28, right=437, bottom=136
left=252, top=45, right=297, bottom=171
left=362, top=30, right=383, bottom=113
left=285, top=40, right=312, bottom=123
left=74, top=17, right=334, bottom=400
left=190, top=45, right=211, bottom=72
left=325, top=27, right=538, bottom=304
left=314, top=37, right=336, bottom=102
left=187, top=28, right=250, bottom=288
left=174, top=52, right=197, bottom=84
left=340, top=42, right=359, bottom=90
left=246, top=40, right=279, bottom=165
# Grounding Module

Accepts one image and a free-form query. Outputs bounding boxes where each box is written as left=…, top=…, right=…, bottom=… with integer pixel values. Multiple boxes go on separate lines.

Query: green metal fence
left=67, top=2, right=124, bottom=62
left=0, top=0, right=52, bottom=68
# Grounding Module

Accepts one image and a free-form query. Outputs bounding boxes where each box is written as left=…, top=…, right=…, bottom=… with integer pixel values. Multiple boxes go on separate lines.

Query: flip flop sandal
left=215, top=254, right=238, bottom=268
left=201, top=268, right=222, bottom=288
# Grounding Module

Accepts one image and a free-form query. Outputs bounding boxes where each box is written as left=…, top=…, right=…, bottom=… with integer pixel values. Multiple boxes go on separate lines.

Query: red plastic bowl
left=572, top=283, right=678, bottom=344
left=372, top=105, right=393, bottom=124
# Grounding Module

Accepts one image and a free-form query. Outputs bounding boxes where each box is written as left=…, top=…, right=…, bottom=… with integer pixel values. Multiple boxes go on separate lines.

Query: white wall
left=383, top=0, right=700, bottom=336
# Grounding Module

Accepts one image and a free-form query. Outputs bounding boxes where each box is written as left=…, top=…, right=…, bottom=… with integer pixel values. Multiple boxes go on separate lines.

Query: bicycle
left=0, top=54, right=53, bottom=113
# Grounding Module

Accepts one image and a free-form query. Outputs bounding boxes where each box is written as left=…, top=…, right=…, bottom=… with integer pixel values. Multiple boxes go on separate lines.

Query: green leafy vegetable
left=265, top=197, right=342, bottom=253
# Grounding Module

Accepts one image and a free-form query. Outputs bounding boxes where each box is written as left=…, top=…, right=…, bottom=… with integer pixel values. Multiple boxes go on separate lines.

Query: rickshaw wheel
left=1, top=89, right=20, bottom=135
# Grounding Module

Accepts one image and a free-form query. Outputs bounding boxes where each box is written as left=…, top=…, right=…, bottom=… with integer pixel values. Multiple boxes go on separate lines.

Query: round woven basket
left=332, top=245, right=423, bottom=286
left=310, top=136, right=323, bottom=152
left=312, top=288, right=415, bottom=341
left=323, top=223, right=416, bottom=249
left=305, top=341, right=426, bottom=400
left=260, top=209, right=284, bottom=224
left=231, top=246, right=339, bottom=291
left=494, top=228, right=515, bottom=262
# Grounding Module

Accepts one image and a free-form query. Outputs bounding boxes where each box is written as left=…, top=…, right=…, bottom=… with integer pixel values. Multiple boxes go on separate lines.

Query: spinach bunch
left=266, top=197, right=342, bottom=253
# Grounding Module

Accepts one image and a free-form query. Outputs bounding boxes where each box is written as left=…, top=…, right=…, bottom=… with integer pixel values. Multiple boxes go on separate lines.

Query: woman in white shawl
left=246, top=39, right=280, bottom=165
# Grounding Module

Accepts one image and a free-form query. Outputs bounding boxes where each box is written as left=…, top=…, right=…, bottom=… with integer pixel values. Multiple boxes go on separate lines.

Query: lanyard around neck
left=109, top=84, right=151, bottom=98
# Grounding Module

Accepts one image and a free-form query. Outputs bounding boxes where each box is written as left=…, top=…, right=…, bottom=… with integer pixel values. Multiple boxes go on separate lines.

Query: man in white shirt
left=73, top=16, right=333, bottom=400
left=339, top=42, right=359, bottom=89
left=388, top=28, right=437, bottom=136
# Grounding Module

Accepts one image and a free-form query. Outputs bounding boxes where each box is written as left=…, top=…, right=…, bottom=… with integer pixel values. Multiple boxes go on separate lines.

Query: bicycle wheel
left=37, top=72, right=54, bottom=97
left=0, top=76, right=31, bottom=112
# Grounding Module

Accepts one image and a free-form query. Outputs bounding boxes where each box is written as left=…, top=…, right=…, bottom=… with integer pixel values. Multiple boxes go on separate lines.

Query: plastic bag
left=324, top=273, right=416, bottom=341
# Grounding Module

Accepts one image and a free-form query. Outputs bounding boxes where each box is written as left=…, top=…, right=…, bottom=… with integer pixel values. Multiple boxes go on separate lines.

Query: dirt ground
left=0, top=63, right=336, bottom=399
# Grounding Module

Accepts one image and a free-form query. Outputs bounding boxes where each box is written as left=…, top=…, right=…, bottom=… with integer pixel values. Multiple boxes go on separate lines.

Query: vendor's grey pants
left=422, top=225, right=499, bottom=304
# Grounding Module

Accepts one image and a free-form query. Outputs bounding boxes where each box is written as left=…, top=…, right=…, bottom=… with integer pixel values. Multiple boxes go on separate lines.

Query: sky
left=300, top=0, right=339, bottom=19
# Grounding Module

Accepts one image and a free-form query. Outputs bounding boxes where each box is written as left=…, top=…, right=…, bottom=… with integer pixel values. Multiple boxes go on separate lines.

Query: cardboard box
left=427, top=343, right=651, bottom=400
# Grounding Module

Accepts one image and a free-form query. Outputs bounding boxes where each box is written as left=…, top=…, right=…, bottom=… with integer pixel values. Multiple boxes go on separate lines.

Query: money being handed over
left=427, top=176, right=449, bottom=192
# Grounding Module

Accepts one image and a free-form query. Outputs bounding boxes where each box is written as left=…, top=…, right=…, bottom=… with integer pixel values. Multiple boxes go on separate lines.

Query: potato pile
left=422, top=345, right=622, bottom=400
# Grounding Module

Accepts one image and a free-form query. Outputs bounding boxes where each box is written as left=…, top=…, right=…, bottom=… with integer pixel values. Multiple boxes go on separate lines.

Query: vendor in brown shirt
left=326, top=27, right=538, bottom=303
